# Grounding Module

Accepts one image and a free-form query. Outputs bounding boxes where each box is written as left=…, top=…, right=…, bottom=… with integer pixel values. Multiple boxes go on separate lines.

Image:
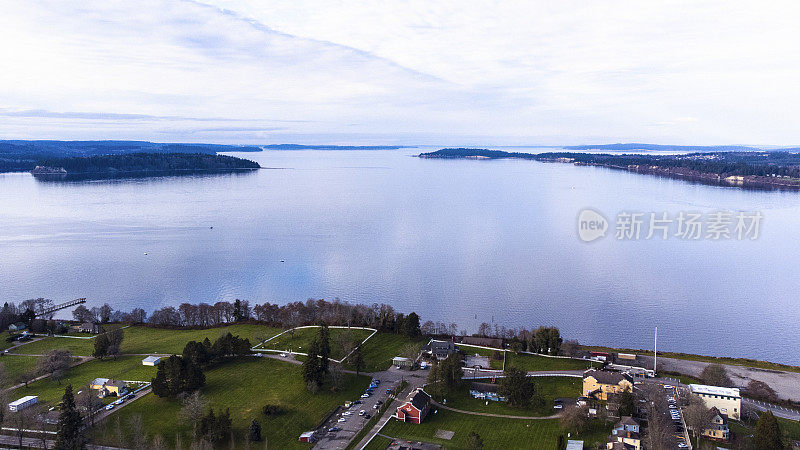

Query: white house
left=9, top=396, right=38, bottom=412
left=142, top=356, right=161, bottom=366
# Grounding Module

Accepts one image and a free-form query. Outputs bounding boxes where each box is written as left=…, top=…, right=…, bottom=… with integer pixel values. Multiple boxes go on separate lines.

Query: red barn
left=395, top=388, right=432, bottom=424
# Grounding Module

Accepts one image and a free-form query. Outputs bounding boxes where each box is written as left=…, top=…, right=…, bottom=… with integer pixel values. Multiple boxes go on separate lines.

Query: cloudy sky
left=2, top=1, right=799, bottom=146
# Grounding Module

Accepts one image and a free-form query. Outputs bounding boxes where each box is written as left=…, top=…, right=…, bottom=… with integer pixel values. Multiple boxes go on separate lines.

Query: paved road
left=743, top=397, right=800, bottom=421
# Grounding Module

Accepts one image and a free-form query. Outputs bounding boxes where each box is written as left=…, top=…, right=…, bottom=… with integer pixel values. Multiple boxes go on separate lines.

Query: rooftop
left=9, top=395, right=38, bottom=406
left=566, top=440, right=584, bottom=450
left=584, top=369, right=628, bottom=385
left=689, top=384, right=741, bottom=398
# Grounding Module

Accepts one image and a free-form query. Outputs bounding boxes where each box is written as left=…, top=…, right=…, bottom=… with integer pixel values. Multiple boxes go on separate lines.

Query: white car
left=669, top=405, right=677, bottom=409
left=105, top=404, right=115, bottom=410
left=553, top=404, right=563, bottom=409
left=279, top=353, right=287, bottom=357
left=337, top=418, right=346, bottom=422
left=663, top=384, right=673, bottom=389
left=342, top=412, right=352, bottom=416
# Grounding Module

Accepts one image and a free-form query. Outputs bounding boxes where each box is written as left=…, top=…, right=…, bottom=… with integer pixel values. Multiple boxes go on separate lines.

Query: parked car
left=553, top=404, right=563, bottom=409
left=365, top=414, right=371, bottom=419
left=663, top=385, right=673, bottom=389
left=361, top=393, right=370, bottom=398
left=359, top=410, right=366, bottom=416
left=279, top=353, right=287, bottom=357
left=328, top=427, right=341, bottom=432
left=386, top=388, right=392, bottom=394
left=343, top=411, right=352, bottom=416
left=337, top=418, right=346, bottom=423
left=105, top=404, right=115, bottom=410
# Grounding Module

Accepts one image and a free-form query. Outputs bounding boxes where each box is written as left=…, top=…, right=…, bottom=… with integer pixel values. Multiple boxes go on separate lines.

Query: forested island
left=419, top=147, right=800, bottom=189
left=31, top=152, right=260, bottom=180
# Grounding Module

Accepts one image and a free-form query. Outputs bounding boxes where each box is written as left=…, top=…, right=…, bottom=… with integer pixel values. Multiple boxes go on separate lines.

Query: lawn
left=90, top=357, right=370, bottom=449
left=257, top=326, right=374, bottom=361
left=363, top=435, right=393, bottom=450
left=0, top=355, right=40, bottom=388
left=344, top=332, right=424, bottom=372
left=11, top=324, right=282, bottom=357
left=121, top=324, right=281, bottom=355
left=458, top=344, right=506, bottom=369
left=437, top=377, right=580, bottom=417
left=379, top=407, right=610, bottom=449
left=12, top=336, right=96, bottom=356
left=9, top=355, right=156, bottom=406
left=778, top=417, right=800, bottom=443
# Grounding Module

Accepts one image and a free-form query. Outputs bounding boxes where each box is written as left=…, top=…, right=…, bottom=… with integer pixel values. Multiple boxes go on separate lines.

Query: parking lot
left=656, top=382, right=691, bottom=449
left=313, top=376, right=403, bottom=449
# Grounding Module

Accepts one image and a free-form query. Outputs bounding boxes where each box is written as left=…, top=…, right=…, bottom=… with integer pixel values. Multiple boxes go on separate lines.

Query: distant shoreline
left=419, top=147, right=800, bottom=190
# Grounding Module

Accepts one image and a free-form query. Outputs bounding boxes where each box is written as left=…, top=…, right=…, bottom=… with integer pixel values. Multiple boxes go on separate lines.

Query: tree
left=199, top=408, right=231, bottom=443
left=54, top=385, right=87, bottom=450
left=498, top=368, right=536, bottom=408
left=747, top=379, right=778, bottom=403
left=559, top=404, right=590, bottom=433
left=77, top=387, right=104, bottom=427
left=561, top=339, right=581, bottom=357
left=616, top=389, right=636, bottom=417
left=700, top=364, right=733, bottom=387
left=93, top=332, right=110, bottom=359
left=249, top=418, right=262, bottom=442
left=106, top=328, right=124, bottom=360
left=18, top=370, right=36, bottom=387
left=466, top=431, right=484, bottom=449
left=318, top=324, right=331, bottom=375
left=72, top=305, right=96, bottom=323
left=402, top=312, right=421, bottom=339
left=37, top=349, right=72, bottom=385
left=683, top=396, right=712, bottom=449
left=179, top=391, right=209, bottom=437
left=302, top=337, right=324, bottom=389
left=753, top=410, right=784, bottom=450
left=352, top=345, right=364, bottom=376
left=98, top=303, right=113, bottom=323
left=151, top=355, right=205, bottom=398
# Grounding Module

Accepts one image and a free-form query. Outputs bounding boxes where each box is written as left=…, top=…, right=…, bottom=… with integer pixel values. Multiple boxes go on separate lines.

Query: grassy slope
left=441, top=377, right=580, bottom=417
left=12, top=324, right=282, bottom=357
left=379, top=407, right=610, bottom=449
left=90, top=357, right=370, bottom=449
left=0, top=355, right=40, bottom=388
left=344, top=333, right=424, bottom=373
left=507, top=352, right=598, bottom=372
left=9, top=356, right=156, bottom=405
left=257, top=327, right=373, bottom=361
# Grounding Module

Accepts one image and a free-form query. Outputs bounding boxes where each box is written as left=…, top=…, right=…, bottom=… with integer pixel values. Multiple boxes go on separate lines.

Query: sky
left=2, top=0, right=800, bottom=146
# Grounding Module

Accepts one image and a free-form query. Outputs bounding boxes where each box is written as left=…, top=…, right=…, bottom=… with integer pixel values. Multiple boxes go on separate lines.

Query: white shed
left=9, top=395, right=38, bottom=412
left=142, top=356, right=162, bottom=366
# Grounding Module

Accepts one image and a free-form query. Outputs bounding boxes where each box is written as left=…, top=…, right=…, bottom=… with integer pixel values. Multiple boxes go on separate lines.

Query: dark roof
left=469, top=382, right=499, bottom=393
left=709, top=407, right=729, bottom=423
left=406, top=389, right=431, bottom=411
left=616, top=416, right=639, bottom=427
left=584, top=369, right=627, bottom=385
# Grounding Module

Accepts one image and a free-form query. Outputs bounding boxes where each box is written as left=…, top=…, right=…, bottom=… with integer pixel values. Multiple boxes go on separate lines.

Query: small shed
left=298, top=431, right=315, bottom=443
left=142, top=356, right=161, bottom=366
left=8, top=322, right=26, bottom=332
left=565, top=440, right=584, bottom=450
left=393, top=356, right=413, bottom=369
left=9, top=395, right=38, bottom=412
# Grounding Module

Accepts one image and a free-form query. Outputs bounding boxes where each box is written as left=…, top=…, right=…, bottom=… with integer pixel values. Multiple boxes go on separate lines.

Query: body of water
left=2, top=148, right=798, bottom=364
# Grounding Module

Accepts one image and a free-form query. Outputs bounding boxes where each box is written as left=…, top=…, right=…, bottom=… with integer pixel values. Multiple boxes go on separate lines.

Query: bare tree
left=179, top=391, right=209, bottom=437
left=683, top=395, right=713, bottom=448
left=128, top=414, right=147, bottom=449
left=37, top=349, right=73, bottom=385
left=151, top=434, right=167, bottom=450
left=559, top=404, right=590, bottom=433
left=77, top=387, right=104, bottom=427
left=700, top=364, right=733, bottom=387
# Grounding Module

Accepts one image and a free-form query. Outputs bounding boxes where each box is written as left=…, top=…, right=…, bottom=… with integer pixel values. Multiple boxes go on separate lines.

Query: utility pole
left=654, top=326, right=658, bottom=376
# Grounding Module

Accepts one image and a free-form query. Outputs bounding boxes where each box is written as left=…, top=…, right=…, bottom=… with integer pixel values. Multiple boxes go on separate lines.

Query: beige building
left=689, top=384, right=741, bottom=420
left=583, top=369, right=633, bottom=401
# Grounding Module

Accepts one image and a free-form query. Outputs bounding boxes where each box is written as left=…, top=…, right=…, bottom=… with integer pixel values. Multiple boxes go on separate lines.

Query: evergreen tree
left=249, top=418, right=262, bottom=442
left=318, top=324, right=331, bottom=375
left=498, top=367, right=536, bottom=408
left=352, top=345, right=364, bottom=376
left=403, top=312, right=421, bottom=339
left=302, top=338, right=322, bottom=389
left=92, top=332, right=109, bottom=360
left=54, top=385, right=86, bottom=450
left=753, top=411, right=784, bottom=450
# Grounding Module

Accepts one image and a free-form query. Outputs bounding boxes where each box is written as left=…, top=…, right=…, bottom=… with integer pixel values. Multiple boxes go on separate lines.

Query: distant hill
left=261, top=144, right=404, bottom=150
left=0, top=140, right=262, bottom=173
left=563, top=143, right=775, bottom=152
left=32, top=152, right=260, bottom=181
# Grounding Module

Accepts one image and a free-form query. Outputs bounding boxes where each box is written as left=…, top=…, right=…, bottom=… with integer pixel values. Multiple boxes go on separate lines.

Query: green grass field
left=439, top=377, right=580, bottom=417
left=344, top=332, right=424, bottom=372
left=12, top=324, right=282, bottom=357
left=258, top=327, right=373, bottom=361
left=363, top=435, right=393, bottom=450
left=0, top=355, right=40, bottom=388
left=90, top=357, right=370, bottom=449
left=379, top=407, right=610, bottom=449
left=10, top=355, right=156, bottom=406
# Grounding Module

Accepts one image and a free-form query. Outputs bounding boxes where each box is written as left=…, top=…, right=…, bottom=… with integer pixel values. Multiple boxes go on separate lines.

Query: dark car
left=328, top=427, right=341, bottom=432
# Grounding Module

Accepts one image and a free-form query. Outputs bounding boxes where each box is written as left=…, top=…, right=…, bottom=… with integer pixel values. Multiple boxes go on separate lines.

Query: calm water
left=2, top=148, right=799, bottom=364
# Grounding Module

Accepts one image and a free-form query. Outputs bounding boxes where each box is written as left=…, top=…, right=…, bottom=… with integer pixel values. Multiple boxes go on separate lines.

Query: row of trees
left=73, top=304, right=146, bottom=324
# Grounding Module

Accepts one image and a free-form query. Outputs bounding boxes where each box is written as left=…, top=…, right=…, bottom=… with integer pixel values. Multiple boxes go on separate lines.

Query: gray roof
left=584, top=369, right=627, bottom=385
left=405, top=388, right=431, bottom=411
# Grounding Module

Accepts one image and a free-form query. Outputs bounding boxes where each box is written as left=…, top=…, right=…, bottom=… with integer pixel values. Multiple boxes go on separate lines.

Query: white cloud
left=1, top=0, right=799, bottom=145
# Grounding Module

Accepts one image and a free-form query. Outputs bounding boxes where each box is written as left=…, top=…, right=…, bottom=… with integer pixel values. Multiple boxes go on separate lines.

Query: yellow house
left=583, top=369, right=633, bottom=400
left=701, top=407, right=730, bottom=441
left=90, top=378, right=127, bottom=397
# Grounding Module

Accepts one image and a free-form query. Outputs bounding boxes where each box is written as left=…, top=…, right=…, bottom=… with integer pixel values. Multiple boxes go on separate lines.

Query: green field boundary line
left=251, top=326, right=377, bottom=364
